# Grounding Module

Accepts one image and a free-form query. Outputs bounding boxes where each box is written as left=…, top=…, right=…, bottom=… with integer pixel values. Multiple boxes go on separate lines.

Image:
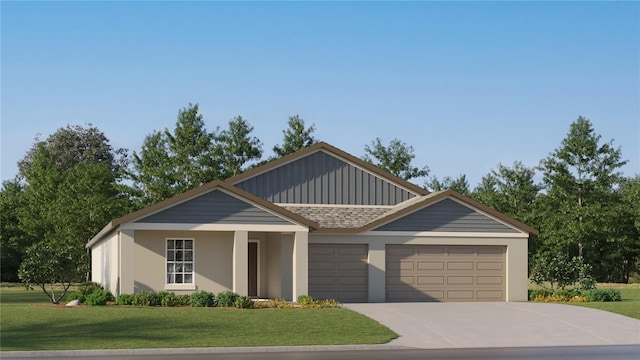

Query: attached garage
left=386, top=245, right=506, bottom=302
left=308, top=244, right=368, bottom=303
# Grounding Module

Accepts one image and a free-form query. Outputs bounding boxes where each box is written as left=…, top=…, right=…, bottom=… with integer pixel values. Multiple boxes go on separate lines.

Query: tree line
left=2, top=104, right=638, bottom=291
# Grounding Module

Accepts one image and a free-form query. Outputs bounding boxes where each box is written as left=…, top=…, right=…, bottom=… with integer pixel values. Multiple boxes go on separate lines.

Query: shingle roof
left=281, top=205, right=392, bottom=229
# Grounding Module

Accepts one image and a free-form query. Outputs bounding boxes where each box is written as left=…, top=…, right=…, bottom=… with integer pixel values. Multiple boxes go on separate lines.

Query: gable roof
left=86, top=180, right=319, bottom=249
left=226, top=141, right=429, bottom=197
left=360, top=190, right=539, bottom=235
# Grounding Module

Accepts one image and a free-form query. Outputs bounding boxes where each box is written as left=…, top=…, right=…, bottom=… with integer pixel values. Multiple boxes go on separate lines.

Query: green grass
left=529, top=282, right=640, bottom=320
left=569, top=285, right=640, bottom=320
left=0, top=289, right=397, bottom=351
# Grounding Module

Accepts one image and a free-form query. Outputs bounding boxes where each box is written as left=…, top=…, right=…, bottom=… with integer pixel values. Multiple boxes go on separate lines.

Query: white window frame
left=165, top=238, right=196, bottom=290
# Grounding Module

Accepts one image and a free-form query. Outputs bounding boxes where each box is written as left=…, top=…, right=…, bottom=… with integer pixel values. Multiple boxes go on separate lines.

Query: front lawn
left=568, top=285, right=640, bottom=320
left=0, top=288, right=397, bottom=351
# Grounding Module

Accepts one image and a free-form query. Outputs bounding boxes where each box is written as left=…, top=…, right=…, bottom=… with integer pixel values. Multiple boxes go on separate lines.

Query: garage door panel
left=338, top=261, right=367, bottom=271
left=417, top=290, right=445, bottom=301
left=387, top=246, right=414, bottom=257
left=447, top=276, right=474, bottom=285
left=477, top=262, right=503, bottom=271
left=417, top=276, right=444, bottom=285
left=447, top=290, right=474, bottom=300
left=477, top=290, right=504, bottom=300
left=309, top=261, right=336, bottom=271
left=477, top=276, right=503, bottom=285
left=386, top=245, right=506, bottom=302
left=418, top=246, right=445, bottom=255
left=478, top=247, right=504, bottom=256
left=447, top=262, right=474, bottom=270
left=309, top=244, right=368, bottom=303
left=448, top=247, right=475, bottom=255
left=308, top=276, right=335, bottom=285
left=417, top=261, right=444, bottom=270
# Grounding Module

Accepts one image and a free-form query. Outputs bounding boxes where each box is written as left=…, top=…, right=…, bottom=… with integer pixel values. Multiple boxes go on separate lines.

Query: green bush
left=159, top=291, right=179, bottom=307
left=297, top=295, right=315, bottom=305
left=529, top=289, right=552, bottom=300
left=584, top=288, right=622, bottom=302
left=190, top=290, right=215, bottom=307
left=65, top=291, right=84, bottom=303
left=78, top=282, right=104, bottom=297
left=176, top=294, right=191, bottom=306
left=84, top=289, right=115, bottom=306
left=234, top=295, right=254, bottom=309
left=553, top=289, right=582, bottom=301
left=116, top=293, right=134, bottom=305
left=216, top=291, right=239, bottom=307
left=133, top=291, right=161, bottom=306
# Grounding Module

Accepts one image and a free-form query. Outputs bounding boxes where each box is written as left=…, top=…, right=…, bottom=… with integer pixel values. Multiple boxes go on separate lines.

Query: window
left=166, top=239, right=194, bottom=284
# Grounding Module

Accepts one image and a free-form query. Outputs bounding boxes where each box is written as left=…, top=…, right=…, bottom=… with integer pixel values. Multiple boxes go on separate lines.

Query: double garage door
left=386, top=245, right=506, bottom=302
left=309, top=244, right=505, bottom=303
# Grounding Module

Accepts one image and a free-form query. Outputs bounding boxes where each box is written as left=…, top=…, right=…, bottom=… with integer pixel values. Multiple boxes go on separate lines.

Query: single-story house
left=87, top=142, right=537, bottom=303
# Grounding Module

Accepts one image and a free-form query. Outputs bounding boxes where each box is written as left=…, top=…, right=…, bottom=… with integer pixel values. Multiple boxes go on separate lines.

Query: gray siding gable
left=235, top=150, right=416, bottom=205
left=375, top=198, right=519, bottom=233
left=135, top=190, right=292, bottom=225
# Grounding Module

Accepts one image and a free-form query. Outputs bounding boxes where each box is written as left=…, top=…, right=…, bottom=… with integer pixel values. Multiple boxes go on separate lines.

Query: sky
left=2, top=1, right=639, bottom=189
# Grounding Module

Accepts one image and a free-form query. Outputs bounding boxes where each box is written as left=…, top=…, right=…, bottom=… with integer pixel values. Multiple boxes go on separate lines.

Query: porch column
left=233, top=230, right=249, bottom=295
left=119, top=229, right=135, bottom=295
left=368, top=241, right=386, bottom=303
left=292, top=231, right=308, bottom=301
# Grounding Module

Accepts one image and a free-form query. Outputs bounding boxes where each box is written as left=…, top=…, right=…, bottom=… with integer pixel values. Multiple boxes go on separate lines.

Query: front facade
left=87, top=142, right=537, bottom=302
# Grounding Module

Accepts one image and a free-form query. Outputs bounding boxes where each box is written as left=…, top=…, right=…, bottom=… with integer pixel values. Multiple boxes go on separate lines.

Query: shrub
left=584, top=288, right=622, bottom=302
left=176, top=294, right=191, bottom=306
left=78, top=281, right=104, bottom=297
left=297, top=295, right=315, bottom=306
left=133, top=291, right=161, bottom=306
left=159, top=291, right=179, bottom=307
left=217, top=291, right=239, bottom=307
left=528, top=289, right=552, bottom=301
left=116, top=293, right=134, bottom=305
left=234, top=295, right=254, bottom=309
left=190, top=290, right=215, bottom=307
left=84, top=289, right=115, bottom=306
left=66, top=291, right=84, bottom=303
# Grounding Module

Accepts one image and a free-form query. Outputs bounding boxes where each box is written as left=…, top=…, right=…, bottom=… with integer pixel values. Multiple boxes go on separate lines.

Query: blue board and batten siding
left=375, top=199, right=519, bottom=233
left=235, top=151, right=416, bottom=205
left=136, top=190, right=291, bottom=225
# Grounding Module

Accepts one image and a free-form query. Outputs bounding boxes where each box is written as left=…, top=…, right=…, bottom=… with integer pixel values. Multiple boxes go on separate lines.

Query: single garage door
left=308, top=244, right=368, bottom=303
left=386, top=245, right=505, bottom=302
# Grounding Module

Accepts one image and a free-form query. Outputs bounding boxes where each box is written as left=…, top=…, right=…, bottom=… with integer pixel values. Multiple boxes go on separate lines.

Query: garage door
left=308, top=244, right=368, bottom=303
left=386, top=245, right=505, bottom=302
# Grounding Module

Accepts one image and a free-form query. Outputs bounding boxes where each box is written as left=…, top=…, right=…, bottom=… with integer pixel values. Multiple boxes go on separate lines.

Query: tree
left=425, top=175, right=470, bottom=195
left=602, top=176, right=640, bottom=282
left=0, top=179, right=31, bottom=282
left=130, top=103, right=220, bottom=205
left=18, top=124, right=127, bottom=178
left=272, top=115, right=318, bottom=158
left=216, top=116, right=263, bottom=178
left=13, top=125, right=130, bottom=284
left=471, top=161, right=541, bottom=225
left=537, top=116, right=628, bottom=281
left=363, top=138, right=429, bottom=181
left=18, top=241, right=88, bottom=304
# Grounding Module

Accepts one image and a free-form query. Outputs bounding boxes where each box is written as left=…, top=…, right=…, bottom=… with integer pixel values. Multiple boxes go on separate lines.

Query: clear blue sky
left=2, top=1, right=639, bottom=188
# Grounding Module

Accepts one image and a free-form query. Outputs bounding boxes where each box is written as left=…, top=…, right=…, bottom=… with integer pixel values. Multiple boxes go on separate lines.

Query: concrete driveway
left=345, top=302, right=640, bottom=349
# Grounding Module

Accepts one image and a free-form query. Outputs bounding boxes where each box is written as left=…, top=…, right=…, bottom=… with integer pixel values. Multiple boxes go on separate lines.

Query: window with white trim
left=166, top=239, right=194, bottom=284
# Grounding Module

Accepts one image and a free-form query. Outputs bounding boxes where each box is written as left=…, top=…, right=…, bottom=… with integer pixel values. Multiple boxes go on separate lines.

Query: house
left=87, top=142, right=538, bottom=303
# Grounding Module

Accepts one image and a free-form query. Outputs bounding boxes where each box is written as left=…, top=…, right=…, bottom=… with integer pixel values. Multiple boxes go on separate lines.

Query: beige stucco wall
left=309, top=233, right=529, bottom=302
left=91, top=231, right=119, bottom=294
left=134, top=230, right=234, bottom=294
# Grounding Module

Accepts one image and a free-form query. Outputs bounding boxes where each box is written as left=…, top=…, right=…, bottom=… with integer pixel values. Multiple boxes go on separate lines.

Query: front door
left=248, top=241, right=258, bottom=297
